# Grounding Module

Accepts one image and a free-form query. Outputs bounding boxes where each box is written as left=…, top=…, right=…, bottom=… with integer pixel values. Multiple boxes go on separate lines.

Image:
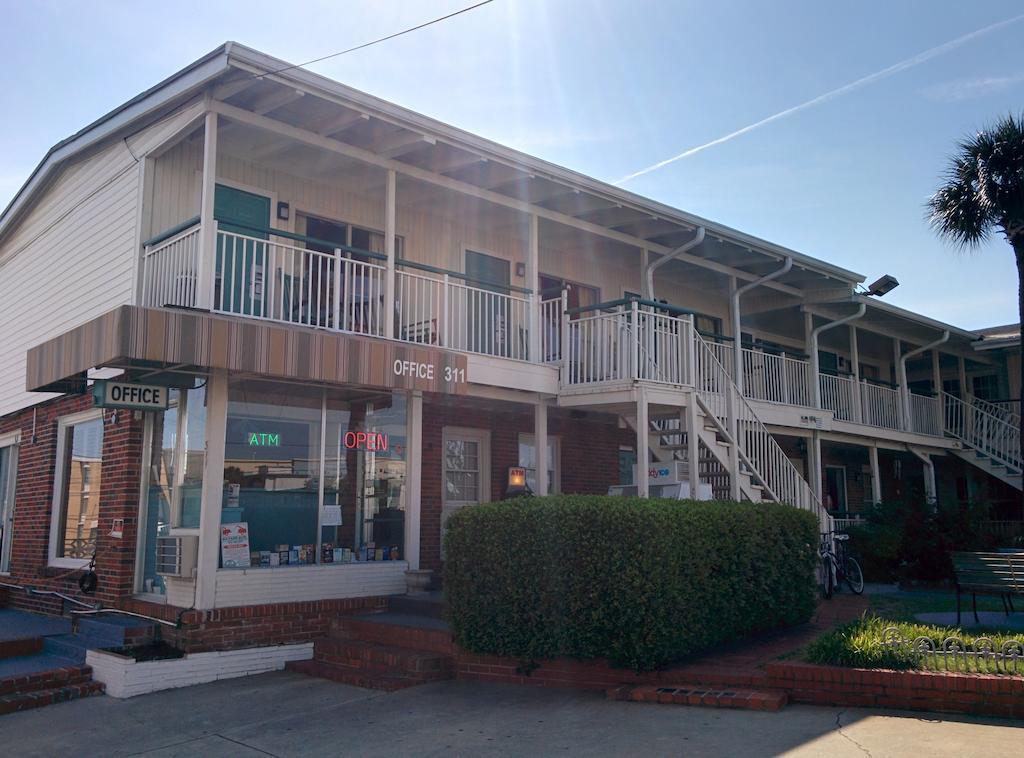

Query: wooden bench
left=951, top=551, right=1024, bottom=625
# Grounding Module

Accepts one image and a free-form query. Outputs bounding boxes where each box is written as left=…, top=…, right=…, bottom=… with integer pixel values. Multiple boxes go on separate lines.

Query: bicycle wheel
left=844, top=556, right=864, bottom=594
left=820, top=557, right=834, bottom=599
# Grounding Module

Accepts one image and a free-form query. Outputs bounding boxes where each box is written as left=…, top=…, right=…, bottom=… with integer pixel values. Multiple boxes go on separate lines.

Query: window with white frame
left=0, top=434, right=18, bottom=573
left=517, top=434, right=559, bottom=495
left=50, top=410, right=105, bottom=564
left=444, top=434, right=485, bottom=504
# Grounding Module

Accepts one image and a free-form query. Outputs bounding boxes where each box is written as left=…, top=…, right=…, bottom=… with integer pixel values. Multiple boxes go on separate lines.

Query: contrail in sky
left=613, top=13, right=1024, bottom=185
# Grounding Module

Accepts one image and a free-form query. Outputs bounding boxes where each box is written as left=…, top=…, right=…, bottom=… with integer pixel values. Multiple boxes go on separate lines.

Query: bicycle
left=819, top=532, right=864, bottom=598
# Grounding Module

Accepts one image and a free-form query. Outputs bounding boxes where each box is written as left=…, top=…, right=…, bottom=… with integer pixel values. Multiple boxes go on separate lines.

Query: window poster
left=221, top=522, right=251, bottom=569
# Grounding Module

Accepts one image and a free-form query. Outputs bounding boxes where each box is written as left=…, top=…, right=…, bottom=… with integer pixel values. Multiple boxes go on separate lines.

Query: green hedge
left=443, top=495, right=818, bottom=671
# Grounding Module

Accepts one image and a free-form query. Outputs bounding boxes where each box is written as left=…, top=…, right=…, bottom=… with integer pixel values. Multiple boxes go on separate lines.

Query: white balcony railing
left=859, top=381, right=901, bottom=430
left=141, top=224, right=202, bottom=309
left=819, top=374, right=856, bottom=422
left=214, top=229, right=386, bottom=335
left=395, top=267, right=531, bottom=360
left=742, top=348, right=812, bottom=407
left=540, top=296, right=563, bottom=363
left=909, top=392, right=942, bottom=436
left=562, top=302, right=694, bottom=387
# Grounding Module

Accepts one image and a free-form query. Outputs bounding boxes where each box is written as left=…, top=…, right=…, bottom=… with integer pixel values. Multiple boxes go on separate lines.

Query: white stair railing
left=943, top=391, right=1021, bottom=472
left=909, top=392, right=942, bottom=436
left=693, top=331, right=830, bottom=531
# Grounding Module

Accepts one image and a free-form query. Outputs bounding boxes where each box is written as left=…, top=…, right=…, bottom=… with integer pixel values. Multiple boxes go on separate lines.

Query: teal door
left=465, top=250, right=511, bottom=356
left=215, top=185, right=271, bottom=317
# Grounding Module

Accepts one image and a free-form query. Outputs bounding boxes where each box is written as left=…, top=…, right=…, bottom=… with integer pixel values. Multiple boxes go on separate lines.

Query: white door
left=441, top=428, right=490, bottom=548
left=0, top=437, right=19, bottom=574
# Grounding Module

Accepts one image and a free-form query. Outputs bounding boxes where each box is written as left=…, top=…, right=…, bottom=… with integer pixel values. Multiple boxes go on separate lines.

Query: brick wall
left=0, top=394, right=145, bottom=611
left=121, top=596, right=387, bottom=653
left=420, top=395, right=631, bottom=572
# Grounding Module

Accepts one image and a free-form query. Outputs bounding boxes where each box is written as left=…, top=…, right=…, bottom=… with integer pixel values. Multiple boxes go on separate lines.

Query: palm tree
left=928, top=113, right=1024, bottom=453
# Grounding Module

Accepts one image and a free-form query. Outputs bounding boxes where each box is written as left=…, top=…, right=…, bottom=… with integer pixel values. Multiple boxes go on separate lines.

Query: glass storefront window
left=140, top=385, right=207, bottom=594
left=322, top=394, right=406, bottom=563
left=222, top=380, right=321, bottom=568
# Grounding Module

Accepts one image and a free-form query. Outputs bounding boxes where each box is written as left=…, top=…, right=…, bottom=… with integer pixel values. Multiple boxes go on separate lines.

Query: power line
left=252, top=0, right=496, bottom=80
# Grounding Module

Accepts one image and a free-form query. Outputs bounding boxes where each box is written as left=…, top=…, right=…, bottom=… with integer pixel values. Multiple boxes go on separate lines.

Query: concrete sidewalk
left=2, top=671, right=1021, bottom=757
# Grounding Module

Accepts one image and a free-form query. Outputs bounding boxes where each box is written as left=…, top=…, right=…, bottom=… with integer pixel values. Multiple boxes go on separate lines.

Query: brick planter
left=766, top=661, right=1024, bottom=718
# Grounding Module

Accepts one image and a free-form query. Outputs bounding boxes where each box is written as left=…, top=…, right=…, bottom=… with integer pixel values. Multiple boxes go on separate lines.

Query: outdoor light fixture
left=865, top=274, right=899, bottom=297
left=277, top=201, right=290, bottom=221
left=506, top=466, right=528, bottom=498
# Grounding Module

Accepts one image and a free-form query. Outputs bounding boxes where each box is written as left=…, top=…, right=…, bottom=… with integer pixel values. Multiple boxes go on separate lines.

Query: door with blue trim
left=215, top=185, right=271, bottom=317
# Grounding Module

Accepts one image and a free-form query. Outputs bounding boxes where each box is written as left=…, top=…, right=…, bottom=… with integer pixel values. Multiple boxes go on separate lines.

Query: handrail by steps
left=942, top=391, right=1021, bottom=472
left=691, top=331, right=831, bottom=532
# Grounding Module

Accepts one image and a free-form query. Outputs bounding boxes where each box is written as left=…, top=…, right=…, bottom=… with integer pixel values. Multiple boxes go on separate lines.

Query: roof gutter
left=643, top=227, right=705, bottom=301
left=810, top=303, right=867, bottom=409
left=731, top=256, right=793, bottom=393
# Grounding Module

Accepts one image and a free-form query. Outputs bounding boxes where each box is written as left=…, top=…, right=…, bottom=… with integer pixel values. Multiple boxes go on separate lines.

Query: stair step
left=286, top=659, right=433, bottom=692
left=313, top=639, right=453, bottom=675
left=332, top=615, right=454, bottom=655
left=387, top=594, right=447, bottom=620
left=0, top=660, right=93, bottom=697
left=0, top=637, right=43, bottom=661
left=0, top=680, right=104, bottom=715
left=607, top=683, right=786, bottom=711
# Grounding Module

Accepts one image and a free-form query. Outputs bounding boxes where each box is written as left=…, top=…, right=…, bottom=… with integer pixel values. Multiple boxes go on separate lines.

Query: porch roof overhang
left=26, top=306, right=468, bottom=396
left=1, top=41, right=863, bottom=297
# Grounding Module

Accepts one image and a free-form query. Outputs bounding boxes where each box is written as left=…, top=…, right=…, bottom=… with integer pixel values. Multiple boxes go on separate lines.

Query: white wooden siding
left=213, top=562, right=407, bottom=607
left=0, top=103, right=204, bottom=418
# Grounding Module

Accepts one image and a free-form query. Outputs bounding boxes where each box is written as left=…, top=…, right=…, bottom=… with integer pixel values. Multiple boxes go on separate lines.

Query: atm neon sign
left=344, top=431, right=388, bottom=451
left=248, top=432, right=280, bottom=447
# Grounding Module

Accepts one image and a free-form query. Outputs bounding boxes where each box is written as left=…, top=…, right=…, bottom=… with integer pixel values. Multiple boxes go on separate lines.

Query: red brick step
left=0, top=680, right=104, bottom=715
left=286, top=658, right=428, bottom=692
left=313, top=638, right=452, bottom=677
left=608, top=683, right=787, bottom=711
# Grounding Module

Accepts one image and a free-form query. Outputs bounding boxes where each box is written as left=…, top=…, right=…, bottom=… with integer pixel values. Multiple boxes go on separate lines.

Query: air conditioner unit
left=156, top=535, right=199, bottom=578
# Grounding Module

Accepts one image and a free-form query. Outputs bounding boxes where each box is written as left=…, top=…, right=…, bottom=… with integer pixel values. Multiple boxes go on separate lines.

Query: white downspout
left=908, top=447, right=938, bottom=506
left=898, top=330, right=950, bottom=432
left=730, top=256, right=793, bottom=394
left=810, top=303, right=867, bottom=409
left=643, top=227, right=706, bottom=301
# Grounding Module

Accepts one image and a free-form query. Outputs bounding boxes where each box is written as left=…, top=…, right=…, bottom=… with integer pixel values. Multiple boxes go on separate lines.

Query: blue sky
left=2, top=0, right=1022, bottom=329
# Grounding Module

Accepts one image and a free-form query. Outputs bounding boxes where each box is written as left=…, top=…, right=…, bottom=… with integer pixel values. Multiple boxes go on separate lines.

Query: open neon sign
left=343, top=431, right=388, bottom=451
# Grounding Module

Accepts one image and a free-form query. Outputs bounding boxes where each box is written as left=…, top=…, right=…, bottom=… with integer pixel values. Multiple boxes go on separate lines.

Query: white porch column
left=636, top=389, right=649, bottom=497
left=194, top=368, right=228, bottom=610
left=804, top=311, right=816, bottom=406
left=931, top=349, right=942, bottom=395
left=809, top=430, right=823, bottom=502
left=196, top=111, right=219, bottom=310
left=893, top=338, right=906, bottom=430
left=405, top=390, right=423, bottom=570
left=384, top=169, right=397, bottom=339
left=850, top=325, right=862, bottom=423
left=869, top=445, right=882, bottom=504
left=527, top=214, right=541, bottom=362
left=685, top=402, right=700, bottom=497
left=534, top=400, right=548, bottom=496
left=958, top=355, right=970, bottom=400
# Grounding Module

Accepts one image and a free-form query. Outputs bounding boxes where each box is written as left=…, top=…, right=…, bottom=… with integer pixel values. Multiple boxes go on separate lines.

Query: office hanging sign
left=92, top=380, right=170, bottom=410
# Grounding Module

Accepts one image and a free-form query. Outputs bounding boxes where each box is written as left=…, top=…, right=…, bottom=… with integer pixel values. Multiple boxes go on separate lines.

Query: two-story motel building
left=0, top=44, right=1019, bottom=644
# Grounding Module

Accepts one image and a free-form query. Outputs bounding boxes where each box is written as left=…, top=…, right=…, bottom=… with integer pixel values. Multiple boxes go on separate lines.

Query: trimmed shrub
left=846, top=499, right=995, bottom=583
left=443, top=495, right=818, bottom=671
